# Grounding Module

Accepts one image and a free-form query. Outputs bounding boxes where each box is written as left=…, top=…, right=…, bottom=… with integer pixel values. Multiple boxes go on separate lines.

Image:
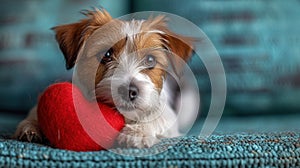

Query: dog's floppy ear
left=144, top=16, right=194, bottom=75
left=161, top=31, right=194, bottom=74
left=52, top=9, right=112, bottom=69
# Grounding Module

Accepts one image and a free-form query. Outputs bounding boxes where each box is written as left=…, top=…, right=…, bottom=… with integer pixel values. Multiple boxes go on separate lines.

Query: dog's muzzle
left=118, top=83, right=139, bottom=102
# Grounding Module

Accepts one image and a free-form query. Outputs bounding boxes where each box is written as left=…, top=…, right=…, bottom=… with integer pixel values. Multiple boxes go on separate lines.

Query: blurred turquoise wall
left=0, top=0, right=129, bottom=112
left=1, top=0, right=300, bottom=116
left=133, top=0, right=300, bottom=115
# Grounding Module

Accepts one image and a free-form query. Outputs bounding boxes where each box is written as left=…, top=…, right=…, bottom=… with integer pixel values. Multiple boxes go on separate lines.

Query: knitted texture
left=37, top=82, right=125, bottom=151
left=1, top=132, right=299, bottom=168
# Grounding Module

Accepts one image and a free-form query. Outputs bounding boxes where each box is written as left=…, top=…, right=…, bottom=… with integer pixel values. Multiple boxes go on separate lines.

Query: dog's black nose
left=128, top=84, right=139, bottom=101
left=118, top=83, right=139, bottom=101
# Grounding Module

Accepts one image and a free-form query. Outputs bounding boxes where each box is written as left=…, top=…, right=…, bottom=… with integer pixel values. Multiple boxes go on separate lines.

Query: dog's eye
left=100, top=48, right=114, bottom=64
left=145, top=55, right=156, bottom=69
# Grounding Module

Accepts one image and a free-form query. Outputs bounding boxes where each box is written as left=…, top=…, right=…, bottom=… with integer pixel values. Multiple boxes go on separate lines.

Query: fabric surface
left=1, top=132, right=299, bottom=168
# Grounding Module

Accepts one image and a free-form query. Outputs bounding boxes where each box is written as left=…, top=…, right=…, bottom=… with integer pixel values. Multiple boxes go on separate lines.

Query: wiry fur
left=14, top=8, right=196, bottom=149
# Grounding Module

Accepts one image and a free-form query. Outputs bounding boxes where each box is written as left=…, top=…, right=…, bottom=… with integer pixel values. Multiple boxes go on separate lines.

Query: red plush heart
left=37, top=82, right=125, bottom=151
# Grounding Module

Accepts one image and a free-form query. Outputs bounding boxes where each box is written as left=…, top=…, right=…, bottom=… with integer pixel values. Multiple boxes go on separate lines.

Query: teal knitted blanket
left=1, top=132, right=299, bottom=168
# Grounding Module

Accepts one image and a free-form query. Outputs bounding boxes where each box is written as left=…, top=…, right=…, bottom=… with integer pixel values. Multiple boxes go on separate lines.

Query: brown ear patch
left=162, top=32, right=194, bottom=62
left=142, top=16, right=194, bottom=75
left=52, top=9, right=112, bottom=69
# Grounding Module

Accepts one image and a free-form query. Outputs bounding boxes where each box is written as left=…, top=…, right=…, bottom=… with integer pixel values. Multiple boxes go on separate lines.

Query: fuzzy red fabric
left=37, top=82, right=124, bottom=151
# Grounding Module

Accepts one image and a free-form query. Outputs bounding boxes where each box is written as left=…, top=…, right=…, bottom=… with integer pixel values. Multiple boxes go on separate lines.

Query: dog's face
left=53, top=9, right=193, bottom=121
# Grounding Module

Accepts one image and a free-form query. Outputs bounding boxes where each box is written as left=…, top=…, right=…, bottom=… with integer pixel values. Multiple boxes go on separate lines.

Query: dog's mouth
left=95, top=89, right=164, bottom=122
left=116, top=104, right=136, bottom=112
left=94, top=88, right=139, bottom=112
left=95, top=97, right=133, bottom=111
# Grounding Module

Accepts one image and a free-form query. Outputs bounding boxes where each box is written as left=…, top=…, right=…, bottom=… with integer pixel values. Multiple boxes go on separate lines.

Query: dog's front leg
left=117, top=123, right=159, bottom=148
left=13, top=105, right=43, bottom=142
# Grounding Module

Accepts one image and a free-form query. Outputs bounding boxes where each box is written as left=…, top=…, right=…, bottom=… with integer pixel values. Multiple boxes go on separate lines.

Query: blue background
left=0, top=0, right=299, bottom=119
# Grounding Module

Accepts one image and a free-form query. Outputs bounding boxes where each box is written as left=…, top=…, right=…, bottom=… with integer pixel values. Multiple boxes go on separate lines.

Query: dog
left=14, top=8, right=199, bottom=148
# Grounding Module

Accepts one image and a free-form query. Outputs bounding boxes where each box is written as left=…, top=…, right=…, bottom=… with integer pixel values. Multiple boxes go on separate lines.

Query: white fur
left=117, top=76, right=181, bottom=148
left=14, top=18, right=196, bottom=149
left=93, top=22, right=183, bottom=147
left=122, top=20, right=144, bottom=43
left=145, top=30, right=165, bottom=35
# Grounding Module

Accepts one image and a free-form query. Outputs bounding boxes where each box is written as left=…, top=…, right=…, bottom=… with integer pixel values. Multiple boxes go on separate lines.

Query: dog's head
left=52, top=9, right=193, bottom=121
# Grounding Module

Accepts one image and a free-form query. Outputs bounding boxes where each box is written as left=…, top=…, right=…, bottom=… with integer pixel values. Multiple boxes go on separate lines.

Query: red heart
left=37, top=82, right=125, bottom=151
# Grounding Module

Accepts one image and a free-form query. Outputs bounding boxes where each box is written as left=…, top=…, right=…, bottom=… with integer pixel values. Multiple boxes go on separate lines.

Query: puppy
left=14, top=8, right=198, bottom=148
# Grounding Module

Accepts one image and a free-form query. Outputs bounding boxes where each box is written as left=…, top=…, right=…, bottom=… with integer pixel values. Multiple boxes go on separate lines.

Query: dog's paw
left=117, top=125, right=159, bottom=148
left=13, top=120, right=42, bottom=143
left=141, top=135, right=159, bottom=148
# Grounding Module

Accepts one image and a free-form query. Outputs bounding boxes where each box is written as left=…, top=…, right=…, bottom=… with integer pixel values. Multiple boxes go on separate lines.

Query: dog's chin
left=117, top=104, right=164, bottom=123
left=115, top=103, right=136, bottom=113
left=114, top=104, right=143, bottom=120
